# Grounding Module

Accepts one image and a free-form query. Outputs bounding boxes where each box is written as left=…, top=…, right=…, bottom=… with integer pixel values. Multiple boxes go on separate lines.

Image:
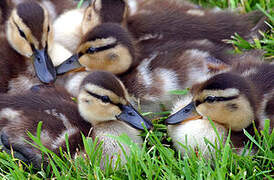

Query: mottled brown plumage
left=100, top=0, right=127, bottom=24
left=0, top=85, right=91, bottom=168
left=0, top=0, right=12, bottom=31
left=128, top=0, right=267, bottom=56
left=0, top=0, right=11, bottom=24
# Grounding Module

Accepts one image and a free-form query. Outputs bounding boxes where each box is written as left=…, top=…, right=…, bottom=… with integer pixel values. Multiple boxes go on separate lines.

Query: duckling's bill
left=32, top=48, right=56, bottom=83
left=56, top=54, right=82, bottom=75
left=116, top=104, right=153, bottom=130
left=165, top=102, right=202, bottom=125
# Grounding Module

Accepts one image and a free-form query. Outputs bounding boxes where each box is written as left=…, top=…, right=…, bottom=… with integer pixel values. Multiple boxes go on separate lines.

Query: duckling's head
left=82, top=0, right=128, bottom=34
left=77, top=71, right=152, bottom=130
left=6, top=2, right=56, bottom=83
left=56, top=23, right=135, bottom=75
left=166, top=95, right=227, bottom=159
left=166, top=73, right=255, bottom=131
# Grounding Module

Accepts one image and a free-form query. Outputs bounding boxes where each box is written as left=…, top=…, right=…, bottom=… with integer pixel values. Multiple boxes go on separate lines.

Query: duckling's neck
left=91, top=120, right=143, bottom=165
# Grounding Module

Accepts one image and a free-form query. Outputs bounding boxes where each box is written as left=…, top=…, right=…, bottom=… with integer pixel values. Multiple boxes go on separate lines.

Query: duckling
left=0, top=1, right=56, bottom=94
left=56, top=23, right=233, bottom=112
left=128, top=0, right=267, bottom=53
left=165, top=57, right=273, bottom=156
left=166, top=94, right=228, bottom=159
left=53, top=0, right=129, bottom=56
left=0, top=71, right=152, bottom=168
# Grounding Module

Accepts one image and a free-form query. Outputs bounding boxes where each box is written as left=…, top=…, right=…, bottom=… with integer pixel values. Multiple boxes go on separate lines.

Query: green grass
left=0, top=120, right=273, bottom=179
left=0, top=0, right=273, bottom=179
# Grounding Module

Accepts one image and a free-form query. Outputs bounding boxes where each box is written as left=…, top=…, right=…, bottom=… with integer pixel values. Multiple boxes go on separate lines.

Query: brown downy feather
left=0, top=0, right=12, bottom=31
left=0, top=0, right=11, bottom=24
left=100, top=0, right=128, bottom=25
left=16, top=2, right=45, bottom=41
left=0, top=38, right=27, bottom=93
left=120, top=39, right=234, bottom=99
left=128, top=0, right=267, bottom=51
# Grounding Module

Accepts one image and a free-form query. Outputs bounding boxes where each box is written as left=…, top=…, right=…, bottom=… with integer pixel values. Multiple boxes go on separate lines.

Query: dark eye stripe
left=86, top=90, right=115, bottom=105
left=212, top=96, right=239, bottom=102
left=195, top=95, right=239, bottom=107
left=86, top=90, right=124, bottom=109
left=14, top=22, right=27, bottom=39
left=86, top=42, right=118, bottom=54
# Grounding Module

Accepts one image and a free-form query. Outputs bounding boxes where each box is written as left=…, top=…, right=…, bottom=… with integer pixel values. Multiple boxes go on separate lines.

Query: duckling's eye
left=101, top=96, right=111, bottom=103
left=18, top=28, right=26, bottom=39
left=204, top=96, right=216, bottom=103
left=87, top=47, right=97, bottom=54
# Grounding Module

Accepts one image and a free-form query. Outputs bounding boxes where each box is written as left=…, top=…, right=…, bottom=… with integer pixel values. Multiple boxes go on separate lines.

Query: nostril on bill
left=128, top=111, right=135, bottom=116
left=184, top=107, right=191, bottom=113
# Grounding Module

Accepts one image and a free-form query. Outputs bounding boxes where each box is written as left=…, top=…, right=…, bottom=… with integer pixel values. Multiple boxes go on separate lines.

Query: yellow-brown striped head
left=57, top=23, right=135, bottom=75
left=6, top=2, right=56, bottom=83
left=78, top=71, right=152, bottom=130
left=166, top=73, right=255, bottom=131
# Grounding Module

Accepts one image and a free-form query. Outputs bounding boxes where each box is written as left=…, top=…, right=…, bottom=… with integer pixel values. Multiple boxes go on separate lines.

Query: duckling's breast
left=167, top=119, right=227, bottom=159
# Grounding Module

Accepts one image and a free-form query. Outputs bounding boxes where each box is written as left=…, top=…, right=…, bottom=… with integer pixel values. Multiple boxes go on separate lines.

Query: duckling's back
left=0, top=86, right=91, bottom=167
left=128, top=0, right=266, bottom=49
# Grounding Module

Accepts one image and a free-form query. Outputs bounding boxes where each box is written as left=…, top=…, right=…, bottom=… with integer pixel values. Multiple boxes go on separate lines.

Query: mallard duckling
left=166, top=57, right=273, bottom=156
left=56, top=23, right=233, bottom=112
left=167, top=95, right=227, bottom=159
left=0, top=71, right=152, bottom=168
left=0, top=1, right=56, bottom=94
left=53, top=0, right=129, bottom=56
